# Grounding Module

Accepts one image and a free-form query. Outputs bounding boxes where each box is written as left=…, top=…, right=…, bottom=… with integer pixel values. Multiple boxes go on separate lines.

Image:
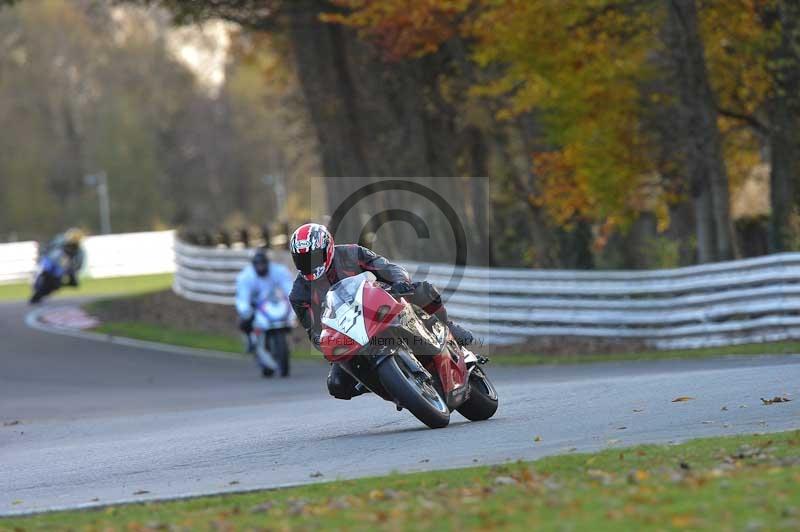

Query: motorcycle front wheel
left=267, top=331, right=290, bottom=377
left=30, top=273, right=58, bottom=304
left=378, top=352, right=450, bottom=429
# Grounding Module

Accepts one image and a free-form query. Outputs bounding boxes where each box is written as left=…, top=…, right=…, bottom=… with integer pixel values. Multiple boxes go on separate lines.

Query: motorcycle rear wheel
left=378, top=353, right=450, bottom=429
left=457, top=369, right=499, bottom=421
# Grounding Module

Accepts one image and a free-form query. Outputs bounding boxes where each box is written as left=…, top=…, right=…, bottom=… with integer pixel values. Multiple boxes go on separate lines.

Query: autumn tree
left=0, top=0, right=310, bottom=240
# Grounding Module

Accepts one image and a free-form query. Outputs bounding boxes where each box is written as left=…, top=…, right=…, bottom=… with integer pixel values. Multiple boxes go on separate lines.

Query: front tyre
left=457, top=368, right=498, bottom=421
left=268, top=331, right=290, bottom=377
left=378, top=353, right=450, bottom=429
left=30, top=273, right=58, bottom=304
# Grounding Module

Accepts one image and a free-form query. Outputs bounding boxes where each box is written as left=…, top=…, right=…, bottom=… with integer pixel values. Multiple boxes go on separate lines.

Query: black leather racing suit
left=289, top=244, right=472, bottom=399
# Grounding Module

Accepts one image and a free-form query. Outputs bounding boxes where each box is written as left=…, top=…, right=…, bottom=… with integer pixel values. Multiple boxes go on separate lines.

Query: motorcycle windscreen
left=254, top=290, right=296, bottom=329
left=321, top=273, right=372, bottom=346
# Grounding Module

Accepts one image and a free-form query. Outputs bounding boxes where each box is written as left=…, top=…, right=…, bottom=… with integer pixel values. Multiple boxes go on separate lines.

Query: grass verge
left=4, top=430, right=799, bottom=530
left=84, top=315, right=800, bottom=366
left=0, top=273, right=174, bottom=302
left=491, top=341, right=800, bottom=366
left=90, top=320, right=319, bottom=361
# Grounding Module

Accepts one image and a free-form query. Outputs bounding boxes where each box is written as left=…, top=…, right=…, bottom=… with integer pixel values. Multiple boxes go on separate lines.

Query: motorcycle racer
left=288, top=222, right=474, bottom=400
left=235, top=249, right=294, bottom=354
left=29, top=228, right=87, bottom=304
left=46, top=228, right=86, bottom=287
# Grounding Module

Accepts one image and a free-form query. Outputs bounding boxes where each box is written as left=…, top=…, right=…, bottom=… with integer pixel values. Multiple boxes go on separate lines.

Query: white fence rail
left=174, top=240, right=800, bottom=350
left=83, top=231, right=175, bottom=278
left=0, top=241, right=38, bottom=283
left=0, top=230, right=175, bottom=283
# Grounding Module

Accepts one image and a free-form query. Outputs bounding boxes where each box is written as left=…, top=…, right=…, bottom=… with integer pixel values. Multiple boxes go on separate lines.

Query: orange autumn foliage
left=321, top=0, right=471, bottom=61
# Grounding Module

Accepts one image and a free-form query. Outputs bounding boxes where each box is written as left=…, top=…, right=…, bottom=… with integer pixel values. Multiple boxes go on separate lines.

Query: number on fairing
left=337, top=304, right=362, bottom=333
left=322, top=277, right=370, bottom=345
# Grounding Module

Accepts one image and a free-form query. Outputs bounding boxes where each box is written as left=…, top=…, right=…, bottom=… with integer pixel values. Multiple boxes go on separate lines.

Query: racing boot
left=327, top=363, right=369, bottom=400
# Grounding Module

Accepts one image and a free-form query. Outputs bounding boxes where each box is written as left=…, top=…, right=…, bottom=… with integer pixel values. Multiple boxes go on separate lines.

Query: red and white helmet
left=290, top=223, right=335, bottom=281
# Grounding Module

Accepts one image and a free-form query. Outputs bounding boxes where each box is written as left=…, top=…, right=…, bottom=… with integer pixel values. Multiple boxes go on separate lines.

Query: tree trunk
left=667, top=0, right=736, bottom=262
left=284, top=0, right=498, bottom=263
left=692, top=179, right=716, bottom=263
left=760, top=1, right=800, bottom=252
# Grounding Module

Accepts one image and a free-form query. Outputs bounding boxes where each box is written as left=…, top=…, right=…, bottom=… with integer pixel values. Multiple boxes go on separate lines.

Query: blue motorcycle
left=30, top=252, right=72, bottom=304
left=248, top=286, right=296, bottom=377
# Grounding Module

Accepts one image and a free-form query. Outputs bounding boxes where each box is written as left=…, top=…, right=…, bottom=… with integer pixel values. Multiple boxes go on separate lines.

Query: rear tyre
left=457, top=369, right=498, bottom=421
left=378, top=353, right=450, bottom=429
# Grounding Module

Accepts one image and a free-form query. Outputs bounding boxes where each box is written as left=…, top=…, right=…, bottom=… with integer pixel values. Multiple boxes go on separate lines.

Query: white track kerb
left=25, top=306, right=239, bottom=361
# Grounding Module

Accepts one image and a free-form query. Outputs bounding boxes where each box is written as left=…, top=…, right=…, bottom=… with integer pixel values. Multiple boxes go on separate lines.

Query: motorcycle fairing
left=254, top=286, right=296, bottom=331
left=431, top=342, right=470, bottom=409
left=320, top=273, right=404, bottom=362
left=319, top=271, right=470, bottom=409
left=385, top=301, right=469, bottom=409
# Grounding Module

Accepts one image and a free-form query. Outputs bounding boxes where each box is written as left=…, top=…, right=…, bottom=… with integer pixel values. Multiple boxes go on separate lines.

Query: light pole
left=85, top=172, right=112, bottom=235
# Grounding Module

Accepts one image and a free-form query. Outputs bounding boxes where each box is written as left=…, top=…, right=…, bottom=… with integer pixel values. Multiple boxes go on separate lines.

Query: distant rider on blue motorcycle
left=30, top=228, right=86, bottom=304
left=235, top=249, right=294, bottom=354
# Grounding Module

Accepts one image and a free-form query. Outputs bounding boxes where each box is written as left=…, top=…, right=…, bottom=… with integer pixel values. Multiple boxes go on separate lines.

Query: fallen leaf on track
left=534, top=436, right=542, bottom=442
left=672, top=396, right=695, bottom=402
left=761, top=396, right=792, bottom=405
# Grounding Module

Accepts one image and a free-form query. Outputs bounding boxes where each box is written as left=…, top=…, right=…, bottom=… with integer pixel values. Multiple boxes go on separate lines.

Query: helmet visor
left=293, top=248, right=325, bottom=276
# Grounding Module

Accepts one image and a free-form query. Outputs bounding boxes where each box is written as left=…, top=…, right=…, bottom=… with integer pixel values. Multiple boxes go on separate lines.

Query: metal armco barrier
left=173, top=239, right=800, bottom=349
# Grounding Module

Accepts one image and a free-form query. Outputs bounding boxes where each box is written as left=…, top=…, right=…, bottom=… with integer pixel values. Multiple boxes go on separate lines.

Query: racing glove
left=391, top=281, right=415, bottom=296
left=239, top=316, right=255, bottom=334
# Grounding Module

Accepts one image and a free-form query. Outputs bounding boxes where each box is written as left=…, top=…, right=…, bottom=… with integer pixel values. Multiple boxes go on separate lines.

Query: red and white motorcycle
left=319, top=272, right=498, bottom=429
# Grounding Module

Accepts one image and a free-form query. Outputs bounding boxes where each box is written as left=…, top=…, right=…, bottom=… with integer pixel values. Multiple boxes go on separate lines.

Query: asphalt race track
left=2, top=300, right=799, bottom=516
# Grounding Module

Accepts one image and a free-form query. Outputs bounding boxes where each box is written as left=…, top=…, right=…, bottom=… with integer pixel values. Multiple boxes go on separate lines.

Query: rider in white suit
left=235, top=249, right=294, bottom=353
